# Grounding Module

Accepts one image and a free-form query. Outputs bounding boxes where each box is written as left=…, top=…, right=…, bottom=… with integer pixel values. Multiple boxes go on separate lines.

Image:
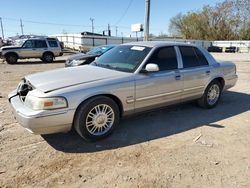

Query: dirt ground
left=0, top=53, right=250, bottom=188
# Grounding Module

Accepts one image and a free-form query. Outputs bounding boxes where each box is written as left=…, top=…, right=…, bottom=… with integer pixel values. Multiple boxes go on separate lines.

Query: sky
left=0, top=0, right=223, bottom=38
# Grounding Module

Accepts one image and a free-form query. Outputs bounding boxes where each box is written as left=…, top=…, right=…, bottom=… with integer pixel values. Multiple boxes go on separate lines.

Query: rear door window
left=35, top=40, right=47, bottom=48
left=193, top=48, right=208, bottom=66
left=179, top=46, right=208, bottom=68
left=48, top=40, right=59, bottom=47
left=147, top=46, right=178, bottom=71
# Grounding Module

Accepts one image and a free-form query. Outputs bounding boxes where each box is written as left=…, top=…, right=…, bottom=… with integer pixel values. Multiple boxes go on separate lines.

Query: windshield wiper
left=91, top=61, right=104, bottom=67
left=91, top=62, right=125, bottom=71
left=92, top=63, right=114, bottom=69
left=100, top=64, right=114, bottom=69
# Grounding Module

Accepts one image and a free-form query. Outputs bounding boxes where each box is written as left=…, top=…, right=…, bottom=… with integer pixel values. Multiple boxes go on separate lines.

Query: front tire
left=6, top=54, right=18, bottom=64
left=198, top=80, right=222, bottom=109
left=74, top=96, right=120, bottom=141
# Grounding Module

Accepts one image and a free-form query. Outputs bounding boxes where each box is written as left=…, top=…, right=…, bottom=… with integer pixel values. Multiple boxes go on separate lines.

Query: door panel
left=134, top=46, right=183, bottom=111
left=34, top=40, right=48, bottom=57
left=135, top=71, right=183, bottom=111
left=20, top=40, right=37, bottom=58
left=178, top=46, right=211, bottom=101
left=180, top=66, right=210, bottom=100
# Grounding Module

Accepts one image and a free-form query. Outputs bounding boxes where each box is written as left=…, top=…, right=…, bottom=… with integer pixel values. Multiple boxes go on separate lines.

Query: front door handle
left=205, top=70, right=211, bottom=75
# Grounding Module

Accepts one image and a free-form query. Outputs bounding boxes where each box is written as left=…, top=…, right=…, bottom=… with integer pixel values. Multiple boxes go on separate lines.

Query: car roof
left=23, top=37, right=58, bottom=41
left=99, top=44, right=117, bottom=48
left=90, top=44, right=117, bottom=49
left=123, top=41, right=198, bottom=48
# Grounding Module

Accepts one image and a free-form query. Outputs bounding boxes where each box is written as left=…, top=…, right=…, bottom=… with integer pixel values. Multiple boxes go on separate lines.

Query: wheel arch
left=4, top=52, right=19, bottom=59
left=214, top=77, right=225, bottom=90
left=198, top=76, right=225, bottom=108
left=101, top=94, right=124, bottom=117
left=42, top=51, right=54, bottom=57
left=74, top=93, right=124, bottom=120
left=205, top=76, right=225, bottom=92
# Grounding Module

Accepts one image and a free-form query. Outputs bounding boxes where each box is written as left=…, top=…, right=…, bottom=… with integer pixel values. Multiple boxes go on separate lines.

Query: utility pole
left=116, top=26, right=118, bottom=37
left=90, top=18, right=94, bottom=34
left=20, top=19, right=24, bottom=35
left=0, top=17, right=4, bottom=39
left=108, top=24, right=111, bottom=36
left=144, top=0, right=150, bottom=41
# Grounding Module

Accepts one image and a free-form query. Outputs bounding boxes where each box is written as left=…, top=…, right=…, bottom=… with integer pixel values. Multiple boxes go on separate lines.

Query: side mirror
left=143, top=63, right=159, bottom=73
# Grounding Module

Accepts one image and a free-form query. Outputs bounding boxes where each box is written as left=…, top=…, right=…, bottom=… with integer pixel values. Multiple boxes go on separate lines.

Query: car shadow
left=42, top=91, right=250, bottom=153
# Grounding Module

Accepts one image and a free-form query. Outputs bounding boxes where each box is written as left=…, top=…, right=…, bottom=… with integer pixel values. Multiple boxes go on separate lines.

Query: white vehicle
left=0, top=37, right=63, bottom=64
left=9, top=42, right=237, bottom=141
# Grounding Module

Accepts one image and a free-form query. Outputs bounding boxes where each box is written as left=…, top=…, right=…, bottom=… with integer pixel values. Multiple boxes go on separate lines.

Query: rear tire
left=198, top=80, right=222, bottom=109
left=42, top=52, right=54, bottom=63
left=74, top=96, right=120, bottom=141
left=6, top=54, right=18, bottom=64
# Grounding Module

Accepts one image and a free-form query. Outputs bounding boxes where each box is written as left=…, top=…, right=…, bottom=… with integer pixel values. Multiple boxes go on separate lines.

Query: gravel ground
left=0, top=53, right=250, bottom=188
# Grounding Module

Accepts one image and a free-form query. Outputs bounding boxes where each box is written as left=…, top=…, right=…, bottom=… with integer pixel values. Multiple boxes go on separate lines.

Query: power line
left=1, top=16, right=138, bottom=31
left=114, top=0, right=134, bottom=26
left=25, top=20, right=90, bottom=27
left=2, top=17, right=90, bottom=27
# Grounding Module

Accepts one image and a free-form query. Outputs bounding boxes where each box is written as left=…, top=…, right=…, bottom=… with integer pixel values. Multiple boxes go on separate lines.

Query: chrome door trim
left=178, top=65, right=210, bottom=71
left=174, top=46, right=183, bottom=69
left=126, top=96, right=135, bottom=104
left=136, top=90, right=182, bottom=102
left=183, top=85, right=204, bottom=92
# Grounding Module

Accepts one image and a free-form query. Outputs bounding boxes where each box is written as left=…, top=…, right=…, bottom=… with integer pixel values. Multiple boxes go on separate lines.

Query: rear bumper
left=9, top=93, right=75, bottom=135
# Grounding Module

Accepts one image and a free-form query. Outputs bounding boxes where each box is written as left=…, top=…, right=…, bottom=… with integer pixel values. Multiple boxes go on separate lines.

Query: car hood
left=67, top=53, right=98, bottom=61
left=1, top=46, right=21, bottom=51
left=25, top=65, right=129, bottom=93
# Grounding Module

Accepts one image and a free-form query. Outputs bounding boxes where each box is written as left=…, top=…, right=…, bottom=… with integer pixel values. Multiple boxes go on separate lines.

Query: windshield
left=91, top=45, right=151, bottom=73
left=87, top=46, right=114, bottom=55
left=15, top=40, right=26, bottom=47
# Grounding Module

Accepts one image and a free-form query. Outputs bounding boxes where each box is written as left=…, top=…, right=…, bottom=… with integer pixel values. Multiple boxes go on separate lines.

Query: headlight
left=71, top=59, right=85, bottom=66
left=24, top=95, right=68, bottom=110
left=65, top=59, right=71, bottom=65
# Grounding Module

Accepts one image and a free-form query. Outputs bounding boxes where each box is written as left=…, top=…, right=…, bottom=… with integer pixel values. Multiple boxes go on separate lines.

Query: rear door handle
left=205, top=70, right=210, bottom=75
left=175, top=75, right=181, bottom=80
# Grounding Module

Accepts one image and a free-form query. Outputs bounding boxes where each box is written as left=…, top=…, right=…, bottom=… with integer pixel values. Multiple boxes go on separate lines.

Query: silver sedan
left=8, top=41, right=237, bottom=141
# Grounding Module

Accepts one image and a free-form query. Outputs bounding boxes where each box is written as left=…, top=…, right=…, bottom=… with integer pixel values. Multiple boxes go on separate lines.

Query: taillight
left=60, top=42, right=64, bottom=49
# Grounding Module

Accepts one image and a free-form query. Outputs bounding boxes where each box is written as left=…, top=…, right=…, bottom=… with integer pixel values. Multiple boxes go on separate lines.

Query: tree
left=239, top=20, right=250, bottom=40
left=168, top=0, right=250, bottom=40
